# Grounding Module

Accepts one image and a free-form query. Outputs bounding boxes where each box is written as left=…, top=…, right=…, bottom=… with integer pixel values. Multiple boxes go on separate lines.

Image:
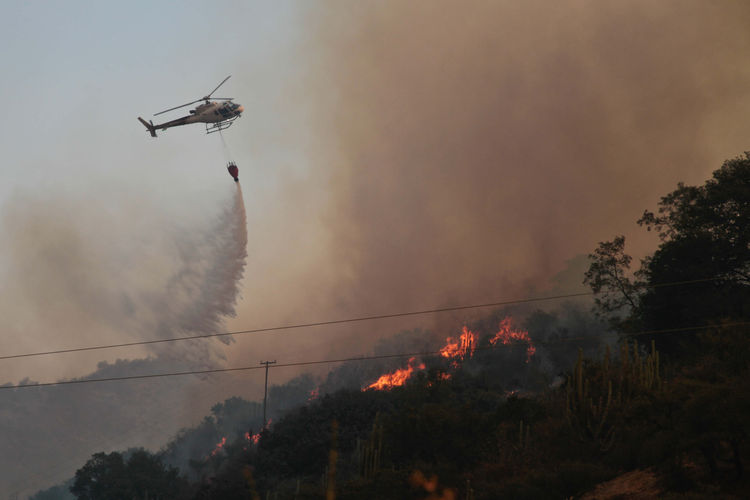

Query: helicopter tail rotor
left=138, top=117, right=157, bottom=137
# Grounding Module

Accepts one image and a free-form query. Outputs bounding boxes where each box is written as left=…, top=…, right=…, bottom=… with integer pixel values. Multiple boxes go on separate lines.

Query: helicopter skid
left=205, top=115, right=240, bottom=134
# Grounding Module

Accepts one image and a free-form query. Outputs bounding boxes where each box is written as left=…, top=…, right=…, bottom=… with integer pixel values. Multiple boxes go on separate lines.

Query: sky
left=1, top=0, right=750, bottom=495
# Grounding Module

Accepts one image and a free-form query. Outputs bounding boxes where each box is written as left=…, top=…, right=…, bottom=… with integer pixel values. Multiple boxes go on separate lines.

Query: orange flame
left=308, top=387, right=320, bottom=402
left=489, top=317, right=536, bottom=362
left=210, top=436, right=227, bottom=456
left=427, top=371, right=452, bottom=387
left=245, top=431, right=261, bottom=445
left=440, top=326, right=477, bottom=367
left=365, top=357, right=425, bottom=391
left=409, top=470, right=457, bottom=500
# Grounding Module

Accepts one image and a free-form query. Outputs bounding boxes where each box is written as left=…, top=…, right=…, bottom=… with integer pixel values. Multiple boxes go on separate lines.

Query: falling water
left=0, top=183, right=249, bottom=496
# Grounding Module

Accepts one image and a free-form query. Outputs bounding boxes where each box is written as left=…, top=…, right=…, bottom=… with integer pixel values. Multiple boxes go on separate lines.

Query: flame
left=245, top=431, right=261, bottom=445
left=440, top=326, right=477, bottom=367
left=243, top=420, right=271, bottom=447
left=210, top=436, right=227, bottom=457
left=489, top=317, right=536, bottom=362
left=361, top=321, right=530, bottom=393
left=308, top=387, right=320, bottom=402
left=365, top=357, right=425, bottom=391
left=427, top=371, right=452, bottom=387
left=409, top=470, right=457, bottom=500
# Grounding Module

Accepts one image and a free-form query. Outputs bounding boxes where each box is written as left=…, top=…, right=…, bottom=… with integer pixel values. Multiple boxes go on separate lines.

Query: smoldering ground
left=0, top=183, right=249, bottom=495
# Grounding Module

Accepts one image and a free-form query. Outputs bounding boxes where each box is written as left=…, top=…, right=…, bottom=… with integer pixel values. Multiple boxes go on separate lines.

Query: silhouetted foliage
left=586, top=153, right=750, bottom=356
left=29, top=481, right=75, bottom=500
left=71, top=449, right=189, bottom=500
left=584, top=235, right=645, bottom=329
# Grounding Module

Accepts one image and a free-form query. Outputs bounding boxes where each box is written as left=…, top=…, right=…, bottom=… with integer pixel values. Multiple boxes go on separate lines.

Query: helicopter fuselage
left=138, top=101, right=243, bottom=137
left=138, top=75, right=243, bottom=137
left=189, top=101, right=244, bottom=124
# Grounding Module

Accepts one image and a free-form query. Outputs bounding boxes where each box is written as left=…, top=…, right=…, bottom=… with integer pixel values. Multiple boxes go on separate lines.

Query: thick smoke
left=306, top=1, right=750, bottom=312
left=231, top=1, right=750, bottom=359
left=8, top=0, right=750, bottom=495
left=0, top=184, right=248, bottom=497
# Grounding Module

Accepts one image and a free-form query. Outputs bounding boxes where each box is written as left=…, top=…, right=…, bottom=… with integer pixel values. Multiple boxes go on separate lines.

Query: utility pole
left=260, top=360, right=277, bottom=425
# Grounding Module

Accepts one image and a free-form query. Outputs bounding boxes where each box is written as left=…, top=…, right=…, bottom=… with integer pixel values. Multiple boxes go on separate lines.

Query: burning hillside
left=440, top=326, right=478, bottom=368
left=490, top=317, right=536, bottom=362
left=365, top=357, right=426, bottom=391
left=363, top=317, right=535, bottom=391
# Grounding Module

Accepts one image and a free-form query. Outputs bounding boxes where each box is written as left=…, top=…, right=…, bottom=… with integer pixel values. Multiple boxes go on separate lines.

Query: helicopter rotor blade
left=204, top=75, right=231, bottom=100
left=153, top=99, right=203, bottom=116
left=152, top=77, right=232, bottom=116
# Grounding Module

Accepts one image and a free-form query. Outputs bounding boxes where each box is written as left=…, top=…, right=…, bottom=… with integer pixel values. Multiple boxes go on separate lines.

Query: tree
left=70, top=449, right=189, bottom=500
left=637, top=154, right=750, bottom=351
left=583, top=235, right=644, bottom=329
left=70, top=452, right=129, bottom=500
left=585, top=153, right=750, bottom=355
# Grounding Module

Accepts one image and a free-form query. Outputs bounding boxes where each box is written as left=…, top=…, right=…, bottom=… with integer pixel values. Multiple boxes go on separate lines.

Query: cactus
left=515, top=419, right=531, bottom=453
left=566, top=349, right=616, bottom=451
left=325, top=420, right=338, bottom=500
left=465, top=478, right=475, bottom=500
left=565, top=341, right=661, bottom=452
left=357, top=414, right=384, bottom=479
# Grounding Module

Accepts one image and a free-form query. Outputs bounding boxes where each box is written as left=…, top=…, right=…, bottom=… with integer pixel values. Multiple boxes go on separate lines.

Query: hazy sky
left=2, top=0, right=750, bottom=495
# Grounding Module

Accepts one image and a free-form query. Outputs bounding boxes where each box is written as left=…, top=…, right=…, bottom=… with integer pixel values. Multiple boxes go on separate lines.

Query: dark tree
left=583, top=235, right=644, bottom=329
left=70, top=452, right=130, bottom=500
left=585, top=153, right=750, bottom=355
left=70, top=450, right=188, bottom=500
left=637, top=154, right=750, bottom=352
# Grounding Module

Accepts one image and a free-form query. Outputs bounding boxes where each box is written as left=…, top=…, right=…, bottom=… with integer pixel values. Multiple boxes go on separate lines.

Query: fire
left=308, top=387, right=320, bottom=402
left=362, top=320, right=533, bottom=392
left=440, top=326, right=477, bottom=366
left=489, top=317, right=536, bottom=362
left=409, top=470, right=456, bottom=500
left=365, top=357, right=425, bottom=391
left=243, top=420, right=271, bottom=447
left=210, top=437, right=227, bottom=457
left=245, top=431, right=261, bottom=445
left=427, top=371, right=452, bottom=387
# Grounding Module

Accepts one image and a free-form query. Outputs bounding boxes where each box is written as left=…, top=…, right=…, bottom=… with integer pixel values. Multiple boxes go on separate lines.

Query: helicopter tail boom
left=138, top=117, right=157, bottom=137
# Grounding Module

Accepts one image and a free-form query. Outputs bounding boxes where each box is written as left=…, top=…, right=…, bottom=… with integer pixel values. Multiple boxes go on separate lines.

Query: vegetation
left=54, top=154, right=750, bottom=498
left=70, top=449, right=190, bottom=500
left=585, top=153, right=750, bottom=356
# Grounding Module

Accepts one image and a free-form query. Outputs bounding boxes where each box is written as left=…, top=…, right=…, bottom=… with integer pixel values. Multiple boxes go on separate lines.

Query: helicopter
left=138, top=76, right=243, bottom=137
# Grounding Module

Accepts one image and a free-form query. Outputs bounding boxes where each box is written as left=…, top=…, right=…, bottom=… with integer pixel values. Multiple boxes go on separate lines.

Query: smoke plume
left=0, top=184, right=248, bottom=496
left=233, top=1, right=750, bottom=351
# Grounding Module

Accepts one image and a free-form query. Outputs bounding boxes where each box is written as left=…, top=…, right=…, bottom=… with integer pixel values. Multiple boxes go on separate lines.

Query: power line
left=0, top=291, right=592, bottom=361
left=0, top=276, right=724, bottom=363
left=2, top=320, right=747, bottom=391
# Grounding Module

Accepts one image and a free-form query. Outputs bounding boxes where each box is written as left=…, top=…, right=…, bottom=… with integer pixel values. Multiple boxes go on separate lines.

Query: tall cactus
left=514, top=419, right=531, bottom=454
left=566, top=349, right=616, bottom=451
left=325, top=420, right=338, bottom=500
left=565, top=341, right=661, bottom=452
left=357, top=414, right=384, bottom=479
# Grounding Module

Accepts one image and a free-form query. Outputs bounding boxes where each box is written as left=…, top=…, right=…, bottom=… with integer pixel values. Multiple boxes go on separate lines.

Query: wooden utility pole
left=260, top=360, right=277, bottom=424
